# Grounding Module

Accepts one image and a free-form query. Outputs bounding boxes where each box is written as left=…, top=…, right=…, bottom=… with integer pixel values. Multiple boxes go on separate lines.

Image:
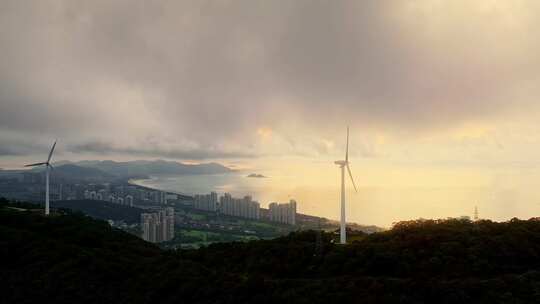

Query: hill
left=52, top=199, right=144, bottom=224
left=28, top=164, right=116, bottom=182
left=26, top=159, right=234, bottom=181
left=1, top=199, right=539, bottom=303
left=52, top=164, right=116, bottom=182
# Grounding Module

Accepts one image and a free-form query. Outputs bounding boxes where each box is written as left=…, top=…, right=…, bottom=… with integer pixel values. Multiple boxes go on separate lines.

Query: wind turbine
left=334, top=127, right=357, bottom=244
left=25, top=141, right=56, bottom=215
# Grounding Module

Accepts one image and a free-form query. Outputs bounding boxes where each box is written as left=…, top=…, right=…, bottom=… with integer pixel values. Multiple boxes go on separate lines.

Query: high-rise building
left=134, top=189, right=145, bottom=201
left=269, top=199, right=297, bottom=225
left=194, top=192, right=218, bottom=211
left=164, top=207, right=174, bottom=241
left=140, top=208, right=174, bottom=243
left=218, top=193, right=260, bottom=220
left=140, top=213, right=159, bottom=242
left=141, top=213, right=153, bottom=242
left=159, top=191, right=167, bottom=204
left=125, top=195, right=134, bottom=207
left=219, top=193, right=232, bottom=214
left=150, top=191, right=160, bottom=203
left=289, top=200, right=297, bottom=225
left=98, top=189, right=108, bottom=201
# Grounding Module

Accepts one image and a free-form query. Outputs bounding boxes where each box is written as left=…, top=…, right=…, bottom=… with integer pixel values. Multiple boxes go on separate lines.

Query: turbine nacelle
left=25, top=141, right=56, bottom=168
left=334, top=160, right=348, bottom=167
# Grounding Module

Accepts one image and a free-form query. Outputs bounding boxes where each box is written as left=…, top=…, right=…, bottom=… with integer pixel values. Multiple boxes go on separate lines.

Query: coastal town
left=0, top=163, right=383, bottom=248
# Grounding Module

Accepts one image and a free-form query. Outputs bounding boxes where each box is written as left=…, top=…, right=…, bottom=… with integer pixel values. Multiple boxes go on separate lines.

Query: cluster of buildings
left=194, top=192, right=260, bottom=220
left=194, top=192, right=218, bottom=211
left=6, top=179, right=190, bottom=213
left=193, top=192, right=296, bottom=225
left=84, top=190, right=134, bottom=207
left=220, top=193, right=261, bottom=220
left=141, top=207, right=175, bottom=243
left=78, top=184, right=179, bottom=207
left=269, top=200, right=297, bottom=225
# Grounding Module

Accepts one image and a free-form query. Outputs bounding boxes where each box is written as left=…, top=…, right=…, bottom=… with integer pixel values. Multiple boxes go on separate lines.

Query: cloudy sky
left=2, top=1, right=540, bottom=175
left=4, top=1, right=540, bottom=223
left=0, top=0, right=540, bottom=221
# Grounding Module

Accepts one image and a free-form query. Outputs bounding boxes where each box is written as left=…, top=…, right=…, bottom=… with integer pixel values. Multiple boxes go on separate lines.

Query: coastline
left=128, top=177, right=194, bottom=199
left=127, top=175, right=385, bottom=231
left=128, top=172, right=251, bottom=198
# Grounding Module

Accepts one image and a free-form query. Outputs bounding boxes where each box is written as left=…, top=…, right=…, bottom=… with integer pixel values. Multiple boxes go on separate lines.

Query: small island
left=247, top=173, right=267, bottom=178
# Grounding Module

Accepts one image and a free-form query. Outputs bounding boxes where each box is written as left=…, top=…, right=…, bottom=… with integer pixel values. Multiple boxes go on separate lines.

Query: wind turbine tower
left=25, top=141, right=56, bottom=215
left=334, top=127, right=357, bottom=244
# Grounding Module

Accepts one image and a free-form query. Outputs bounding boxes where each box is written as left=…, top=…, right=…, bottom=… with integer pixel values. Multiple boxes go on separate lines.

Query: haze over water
left=134, top=158, right=540, bottom=227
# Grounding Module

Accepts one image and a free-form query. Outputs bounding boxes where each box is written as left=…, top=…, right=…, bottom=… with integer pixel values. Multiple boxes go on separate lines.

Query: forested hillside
left=53, top=199, right=144, bottom=224
left=1, top=199, right=539, bottom=304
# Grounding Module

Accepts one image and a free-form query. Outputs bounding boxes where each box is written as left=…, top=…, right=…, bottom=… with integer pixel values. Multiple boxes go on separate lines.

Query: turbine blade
left=345, top=126, right=349, bottom=162
left=347, top=164, right=357, bottom=193
left=47, top=140, right=56, bottom=163
left=25, top=162, right=46, bottom=167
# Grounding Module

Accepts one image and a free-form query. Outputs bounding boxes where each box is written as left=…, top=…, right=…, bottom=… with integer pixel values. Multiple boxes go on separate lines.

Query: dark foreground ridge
left=1, top=199, right=539, bottom=304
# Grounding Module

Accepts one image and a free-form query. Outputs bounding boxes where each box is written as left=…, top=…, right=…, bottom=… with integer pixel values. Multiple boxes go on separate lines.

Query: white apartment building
left=268, top=199, right=297, bottom=225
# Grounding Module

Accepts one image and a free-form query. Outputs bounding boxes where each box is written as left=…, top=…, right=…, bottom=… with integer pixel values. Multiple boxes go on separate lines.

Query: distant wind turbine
left=334, top=127, right=357, bottom=244
left=25, top=141, right=56, bottom=215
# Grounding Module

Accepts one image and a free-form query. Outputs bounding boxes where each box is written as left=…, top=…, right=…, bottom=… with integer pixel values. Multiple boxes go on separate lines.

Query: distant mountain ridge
left=54, top=159, right=233, bottom=178
left=24, top=163, right=115, bottom=182
left=52, top=164, right=115, bottom=182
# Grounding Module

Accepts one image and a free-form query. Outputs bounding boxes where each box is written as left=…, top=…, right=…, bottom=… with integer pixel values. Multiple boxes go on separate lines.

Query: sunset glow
left=2, top=1, right=540, bottom=226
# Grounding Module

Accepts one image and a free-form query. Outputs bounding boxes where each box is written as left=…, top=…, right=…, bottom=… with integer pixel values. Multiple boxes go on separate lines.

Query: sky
left=2, top=1, right=540, bottom=224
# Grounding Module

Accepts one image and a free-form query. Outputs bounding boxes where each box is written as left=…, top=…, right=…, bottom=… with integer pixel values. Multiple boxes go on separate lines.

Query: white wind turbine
left=334, top=127, right=357, bottom=244
left=25, top=141, right=56, bottom=215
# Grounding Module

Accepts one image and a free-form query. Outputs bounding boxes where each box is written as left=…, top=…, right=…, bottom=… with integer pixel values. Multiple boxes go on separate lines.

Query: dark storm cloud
left=0, top=146, right=34, bottom=157
left=1, top=1, right=540, bottom=161
left=68, top=141, right=257, bottom=160
left=0, top=137, right=50, bottom=156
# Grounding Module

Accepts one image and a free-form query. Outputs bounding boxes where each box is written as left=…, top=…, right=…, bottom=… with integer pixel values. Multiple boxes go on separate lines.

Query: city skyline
left=2, top=1, right=540, bottom=226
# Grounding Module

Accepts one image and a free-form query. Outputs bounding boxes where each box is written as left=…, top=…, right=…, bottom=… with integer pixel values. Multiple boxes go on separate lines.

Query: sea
left=131, top=170, right=540, bottom=228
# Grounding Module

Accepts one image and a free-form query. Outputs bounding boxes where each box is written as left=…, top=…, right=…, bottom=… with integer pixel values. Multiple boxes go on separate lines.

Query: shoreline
left=127, top=175, right=384, bottom=230
left=128, top=177, right=194, bottom=199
